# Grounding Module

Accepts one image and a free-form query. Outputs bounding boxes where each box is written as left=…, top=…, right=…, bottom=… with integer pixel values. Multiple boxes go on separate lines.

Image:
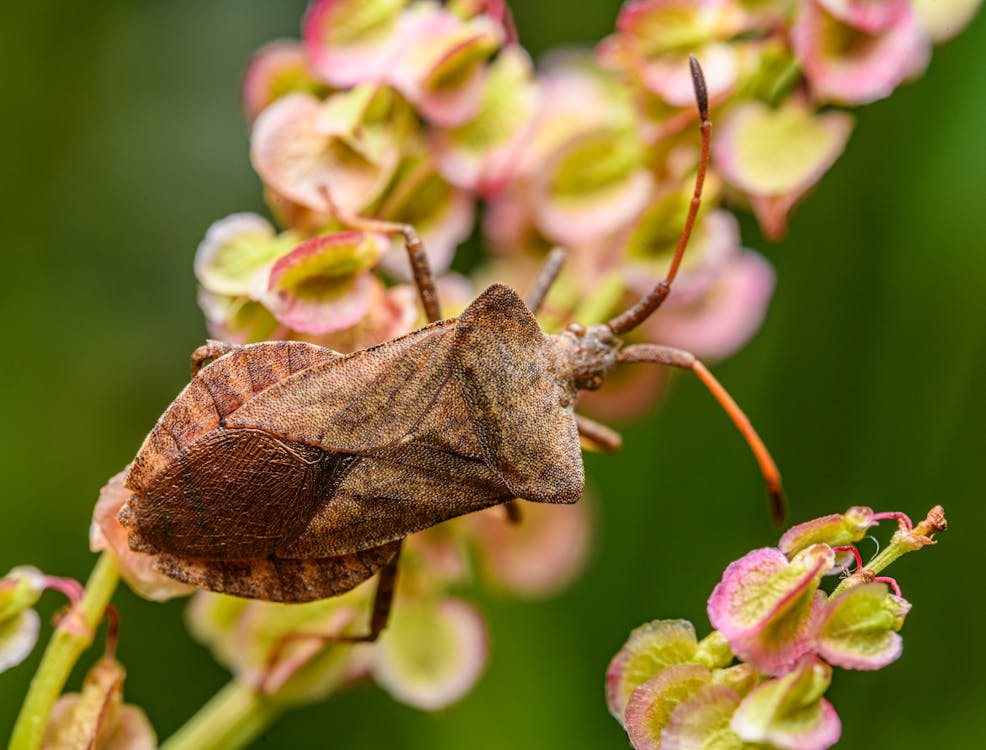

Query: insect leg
left=525, top=247, right=567, bottom=315
left=190, top=340, right=240, bottom=376
left=503, top=499, right=523, bottom=525
left=617, top=343, right=785, bottom=522
left=318, top=187, right=442, bottom=323
left=576, top=413, right=623, bottom=453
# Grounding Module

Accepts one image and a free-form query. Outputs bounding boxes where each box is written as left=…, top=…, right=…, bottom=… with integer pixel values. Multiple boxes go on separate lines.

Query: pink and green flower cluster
left=197, top=0, right=979, bottom=420
left=606, top=505, right=946, bottom=750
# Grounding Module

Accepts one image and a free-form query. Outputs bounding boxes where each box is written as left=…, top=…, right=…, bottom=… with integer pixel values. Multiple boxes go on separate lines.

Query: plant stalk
left=161, top=680, right=284, bottom=750
left=8, top=552, right=120, bottom=750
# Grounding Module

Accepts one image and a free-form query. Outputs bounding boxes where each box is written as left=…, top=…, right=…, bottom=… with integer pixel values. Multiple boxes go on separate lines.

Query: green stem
left=161, top=681, right=284, bottom=750
left=832, top=506, right=947, bottom=597
left=8, top=552, right=120, bottom=750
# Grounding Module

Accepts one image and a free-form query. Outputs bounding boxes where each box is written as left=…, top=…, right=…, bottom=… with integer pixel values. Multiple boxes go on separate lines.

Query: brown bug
left=118, top=58, right=782, bottom=642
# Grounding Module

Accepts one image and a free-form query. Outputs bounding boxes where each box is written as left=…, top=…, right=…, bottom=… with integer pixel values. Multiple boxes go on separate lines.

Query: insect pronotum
left=119, top=57, right=783, bottom=645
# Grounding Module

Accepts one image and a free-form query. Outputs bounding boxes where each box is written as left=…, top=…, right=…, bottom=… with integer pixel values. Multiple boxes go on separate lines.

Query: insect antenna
left=606, top=55, right=711, bottom=336
left=617, top=343, right=786, bottom=523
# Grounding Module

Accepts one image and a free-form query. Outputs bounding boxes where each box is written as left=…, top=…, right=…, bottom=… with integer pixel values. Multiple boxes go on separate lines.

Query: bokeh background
left=2, top=1, right=984, bottom=747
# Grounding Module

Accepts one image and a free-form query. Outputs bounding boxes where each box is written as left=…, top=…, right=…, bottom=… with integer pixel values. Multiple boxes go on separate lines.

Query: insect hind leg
left=261, top=542, right=402, bottom=691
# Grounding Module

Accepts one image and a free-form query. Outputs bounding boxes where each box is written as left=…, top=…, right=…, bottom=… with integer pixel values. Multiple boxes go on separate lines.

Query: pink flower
left=708, top=545, right=834, bottom=675
left=792, top=0, right=931, bottom=105
left=242, top=39, right=327, bottom=123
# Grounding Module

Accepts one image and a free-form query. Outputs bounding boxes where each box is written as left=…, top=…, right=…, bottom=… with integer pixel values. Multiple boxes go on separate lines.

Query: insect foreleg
left=525, top=247, right=567, bottom=315
left=190, top=340, right=240, bottom=376
left=319, top=186, right=441, bottom=324
left=503, top=499, right=523, bottom=525
left=617, top=343, right=785, bottom=521
left=575, top=413, right=623, bottom=454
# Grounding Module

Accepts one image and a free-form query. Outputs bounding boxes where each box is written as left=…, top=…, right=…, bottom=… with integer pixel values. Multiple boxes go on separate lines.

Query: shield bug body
left=119, top=59, right=782, bottom=640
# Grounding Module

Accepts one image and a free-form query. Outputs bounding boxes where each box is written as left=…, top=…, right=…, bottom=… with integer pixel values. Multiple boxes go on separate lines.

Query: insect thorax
left=551, top=324, right=622, bottom=392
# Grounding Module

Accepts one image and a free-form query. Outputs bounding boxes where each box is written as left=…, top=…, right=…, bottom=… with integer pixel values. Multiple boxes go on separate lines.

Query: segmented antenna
left=607, top=55, right=711, bottom=336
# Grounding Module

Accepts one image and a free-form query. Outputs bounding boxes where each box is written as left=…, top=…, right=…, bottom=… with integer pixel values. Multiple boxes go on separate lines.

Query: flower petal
left=265, top=231, right=386, bottom=334
left=374, top=597, right=489, bottom=711
left=708, top=545, right=833, bottom=675
left=376, top=158, right=474, bottom=278
left=0, top=609, right=39, bottom=674
left=661, top=684, right=751, bottom=750
left=606, top=619, right=700, bottom=723
left=303, top=0, right=408, bottom=87
left=534, top=128, right=653, bottom=248
left=197, top=290, right=279, bottom=345
left=817, top=582, right=910, bottom=670
left=251, top=90, right=399, bottom=215
left=817, top=0, right=910, bottom=33
left=469, top=497, right=592, bottom=598
left=43, top=658, right=157, bottom=750
left=433, top=46, right=540, bottom=194
left=792, top=0, right=931, bottom=105
left=194, top=213, right=294, bottom=298
left=625, top=664, right=714, bottom=750
left=715, top=100, right=853, bottom=200
left=778, top=507, right=875, bottom=558
left=243, top=39, right=328, bottom=123
left=912, top=0, right=983, bottom=41
left=646, top=247, right=776, bottom=361
left=91, top=468, right=195, bottom=601
left=389, top=4, right=502, bottom=127
left=731, top=657, right=841, bottom=750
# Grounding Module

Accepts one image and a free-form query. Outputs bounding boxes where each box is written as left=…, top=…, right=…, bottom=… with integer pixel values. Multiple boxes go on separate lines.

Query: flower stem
left=832, top=506, right=946, bottom=597
left=161, top=681, right=284, bottom=750
left=8, top=552, right=119, bottom=750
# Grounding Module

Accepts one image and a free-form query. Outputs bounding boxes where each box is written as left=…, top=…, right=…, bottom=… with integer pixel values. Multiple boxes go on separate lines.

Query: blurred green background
left=2, top=1, right=984, bottom=747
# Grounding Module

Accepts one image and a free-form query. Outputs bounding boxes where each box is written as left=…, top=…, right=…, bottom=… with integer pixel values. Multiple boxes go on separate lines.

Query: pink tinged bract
left=91, top=468, right=195, bottom=602
left=707, top=545, right=834, bottom=675
left=265, top=231, right=386, bottom=335
left=388, top=3, right=503, bottom=127
left=638, top=42, right=739, bottom=108
left=375, top=158, right=475, bottom=279
left=374, top=597, right=489, bottom=711
left=731, top=657, right=841, bottom=750
left=817, top=0, right=910, bottom=33
left=912, top=0, right=984, bottom=42
left=303, top=0, right=408, bottom=87
left=714, top=99, right=853, bottom=239
left=43, top=658, right=157, bottom=750
left=197, top=289, right=279, bottom=345
left=660, top=684, right=750, bottom=750
left=250, top=90, right=399, bottom=216
left=432, top=46, right=540, bottom=195
left=778, top=506, right=875, bottom=558
left=469, top=497, right=593, bottom=598
left=242, top=39, right=326, bottom=123
left=0, top=566, right=45, bottom=673
left=816, top=582, right=910, bottom=670
left=791, top=0, right=931, bottom=105
left=605, top=619, right=701, bottom=723
left=646, top=247, right=776, bottom=361
left=624, top=664, right=714, bottom=750
left=194, top=213, right=295, bottom=299
left=533, top=128, right=653, bottom=248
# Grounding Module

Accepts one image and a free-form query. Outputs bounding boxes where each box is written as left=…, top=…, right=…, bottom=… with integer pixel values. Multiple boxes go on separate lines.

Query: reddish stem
left=832, top=545, right=863, bottom=572
left=872, top=511, right=913, bottom=530
left=43, top=576, right=85, bottom=605
left=874, top=576, right=903, bottom=597
left=104, top=604, right=120, bottom=659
